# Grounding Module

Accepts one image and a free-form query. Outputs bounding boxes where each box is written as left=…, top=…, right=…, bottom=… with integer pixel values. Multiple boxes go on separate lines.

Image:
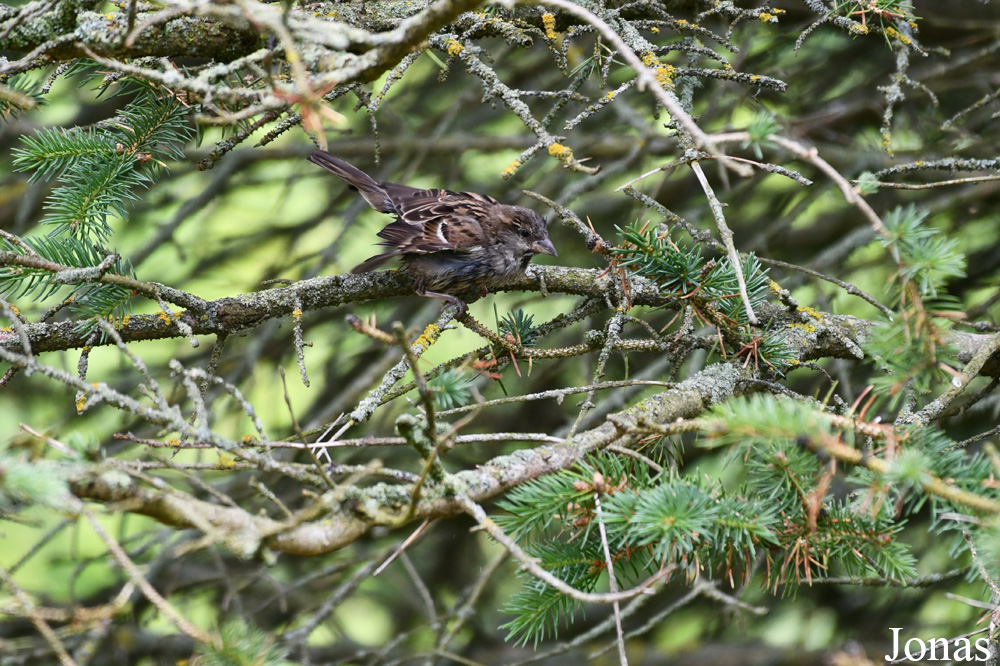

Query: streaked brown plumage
left=308, top=151, right=557, bottom=309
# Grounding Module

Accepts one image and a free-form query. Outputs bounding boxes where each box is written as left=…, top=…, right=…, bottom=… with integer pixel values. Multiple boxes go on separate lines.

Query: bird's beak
left=532, top=238, right=558, bottom=257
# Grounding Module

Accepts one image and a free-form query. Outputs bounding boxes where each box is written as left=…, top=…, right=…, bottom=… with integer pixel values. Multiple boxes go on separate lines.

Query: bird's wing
left=375, top=188, right=498, bottom=254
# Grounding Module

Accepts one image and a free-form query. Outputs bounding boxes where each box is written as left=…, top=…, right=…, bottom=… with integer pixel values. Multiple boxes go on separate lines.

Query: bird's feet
left=417, top=288, right=468, bottom=316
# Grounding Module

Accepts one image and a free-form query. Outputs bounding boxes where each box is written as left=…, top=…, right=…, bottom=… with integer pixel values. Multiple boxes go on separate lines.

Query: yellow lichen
left=542, top=13, right=557, bottom=40
left=446, top=39, right=464, bottom=56
left=215, top=453, right=237, bottom=470
left=651, top=26, right=660, bottom=34
left=850, top=22, right=869, bottom=35
left=605, top=90, right=616, bottom=100
left=292, top=308, right=303, bottom=320
left=501, top=160, right=521, bottom=178
left=641, top=52, right=658, bottom=68
left=9, top=305, right=18, bottom=315
left=885, top=25, right=912, bottom=45
left=242, top=434, right=255, bottom=444
left=797, top=306, right=822, bottom=320
left=547, top=143, right=574, bottom=162
left=414, top=323, right=441, bottom=349
left=787, top=322, right=817, bottom=333
left=750, top=75, right=761, bottom=82
left=655, top=64, right=675, bottom=90
left=76, top=394, right=86, bottom=412
left=156, top=311, right=173, bottom=324
left=759, top=12, right=773, bottom=22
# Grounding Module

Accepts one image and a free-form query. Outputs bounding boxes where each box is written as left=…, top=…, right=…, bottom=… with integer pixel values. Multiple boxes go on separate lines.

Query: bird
left=307, top=151, right=557, bottom=310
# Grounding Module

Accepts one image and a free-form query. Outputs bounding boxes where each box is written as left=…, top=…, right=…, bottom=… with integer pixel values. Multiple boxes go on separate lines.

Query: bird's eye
left=518, top=227, right=531, bottom=238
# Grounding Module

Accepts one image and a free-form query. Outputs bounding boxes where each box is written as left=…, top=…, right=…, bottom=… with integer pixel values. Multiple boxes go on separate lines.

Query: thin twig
left=689, top=160, right=758, bottom=325
left=595, top=490, right=628, bottom=665
left=0, top=564, right=79, bottom=666
left=862, top=175, right=1000, bottom=190
left=82, top=509, right=217, bottom=647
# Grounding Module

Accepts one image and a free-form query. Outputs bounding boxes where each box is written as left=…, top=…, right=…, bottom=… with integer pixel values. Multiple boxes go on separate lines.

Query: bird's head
left=504, top=207, right=557, bottom=267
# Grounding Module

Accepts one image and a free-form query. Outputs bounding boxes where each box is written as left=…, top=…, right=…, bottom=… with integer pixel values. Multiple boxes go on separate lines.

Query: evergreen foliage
left=0, top=450, right=74, bottom=515
left=0, top=235, right=136, bottom=330
left=4, top=80, right=192, bottom=334
left=193, top=621, right=291, bottom=666
left=863, top=205, right=967, bottom=404
left=427, top=368, right=474, bottom=410
left=498, top=307, right=540, bottom=347
left=612, top=222, right=793, bottom=369
left=495, top=390, right=999, bottom=644
left=742, top=110, right=781, bottom=160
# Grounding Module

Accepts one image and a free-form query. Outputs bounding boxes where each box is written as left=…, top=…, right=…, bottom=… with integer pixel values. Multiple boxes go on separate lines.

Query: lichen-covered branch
left=70, top=361, right=746, bottom=556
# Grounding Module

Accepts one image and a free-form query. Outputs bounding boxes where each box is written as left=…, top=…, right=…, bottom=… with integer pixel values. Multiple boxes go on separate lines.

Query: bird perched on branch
left=308, top=151, right=557, bottom=310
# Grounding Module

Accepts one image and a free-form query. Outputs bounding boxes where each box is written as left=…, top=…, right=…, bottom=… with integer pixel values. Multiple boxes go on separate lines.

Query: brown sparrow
left=308, top=151, right=557, bottom=309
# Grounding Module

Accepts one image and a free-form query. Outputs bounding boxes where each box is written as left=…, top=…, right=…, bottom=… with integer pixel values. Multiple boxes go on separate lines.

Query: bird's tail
left=307, top=151, right=394, bottom=214
left=352, top=251, right=399, bottom=274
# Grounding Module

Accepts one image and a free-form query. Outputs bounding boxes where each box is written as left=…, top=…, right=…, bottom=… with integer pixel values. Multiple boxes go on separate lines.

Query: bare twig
left=82, top=509, right=217, bottom=647
left=594, top=490, right=628, bottom=665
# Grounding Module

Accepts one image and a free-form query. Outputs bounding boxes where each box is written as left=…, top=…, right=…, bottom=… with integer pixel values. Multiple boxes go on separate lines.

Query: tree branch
left=71, top=362, right=746, bottom=556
